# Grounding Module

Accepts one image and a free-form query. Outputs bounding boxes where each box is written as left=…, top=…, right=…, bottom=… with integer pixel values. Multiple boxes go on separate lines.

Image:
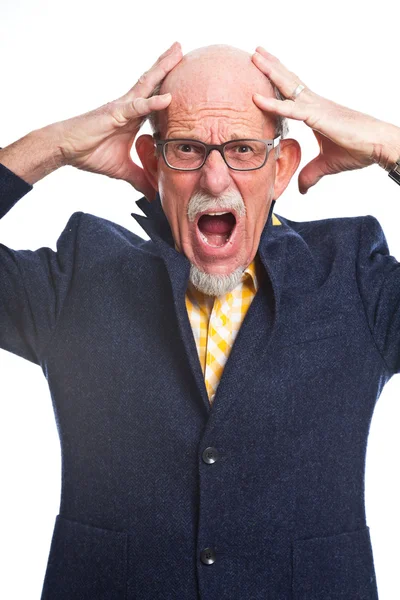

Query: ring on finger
left=291, top=83, right=305, bottom=101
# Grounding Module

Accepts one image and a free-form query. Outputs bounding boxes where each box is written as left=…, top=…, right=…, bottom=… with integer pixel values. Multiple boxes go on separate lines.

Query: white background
left=0, top=0, right=399, bottom=597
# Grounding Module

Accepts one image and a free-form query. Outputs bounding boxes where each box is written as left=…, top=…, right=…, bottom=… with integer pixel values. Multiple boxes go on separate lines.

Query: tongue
left=198, top=213, right=235, bottom=235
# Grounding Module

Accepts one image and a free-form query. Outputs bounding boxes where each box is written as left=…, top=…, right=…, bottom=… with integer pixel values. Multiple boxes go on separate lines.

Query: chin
left=188, top=262, right=246, bottom=297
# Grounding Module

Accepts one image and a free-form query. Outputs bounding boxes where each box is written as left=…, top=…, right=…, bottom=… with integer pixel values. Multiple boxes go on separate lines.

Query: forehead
left=165, top=98, right=268, bottom=137
left=159, top=49, right=276, bottom=138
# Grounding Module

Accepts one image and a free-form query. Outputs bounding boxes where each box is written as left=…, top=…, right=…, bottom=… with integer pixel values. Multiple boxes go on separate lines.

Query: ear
left=272, top=138, right=301, bottom=200
left=135, top=134, right=159, bottom=201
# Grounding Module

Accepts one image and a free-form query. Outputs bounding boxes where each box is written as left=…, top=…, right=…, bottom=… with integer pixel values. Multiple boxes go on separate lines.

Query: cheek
left=158, top=171, right=199, bottom=226
left=157, top=191, right=189, bottom=244
left=235, top=170, right=274, bottom=221
left=236, top=160, right=274, bottom=193
left=158, top=167, right=197, bottom=193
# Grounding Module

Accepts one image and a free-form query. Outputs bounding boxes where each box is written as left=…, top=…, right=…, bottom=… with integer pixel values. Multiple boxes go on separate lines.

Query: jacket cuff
left=0, top=161, right=33, bottom=219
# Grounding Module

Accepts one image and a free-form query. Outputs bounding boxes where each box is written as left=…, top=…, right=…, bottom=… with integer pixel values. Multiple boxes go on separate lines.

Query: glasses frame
left=153, top=136, right=281, bottom=172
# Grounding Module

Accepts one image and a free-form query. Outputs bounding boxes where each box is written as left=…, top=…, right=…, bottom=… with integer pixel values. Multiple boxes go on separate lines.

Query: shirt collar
left=130, top=191, right=317, bottom=332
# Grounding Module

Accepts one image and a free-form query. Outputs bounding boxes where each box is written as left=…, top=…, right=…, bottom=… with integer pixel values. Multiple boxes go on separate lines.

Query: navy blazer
left=1, top=161, right=397, bottom=599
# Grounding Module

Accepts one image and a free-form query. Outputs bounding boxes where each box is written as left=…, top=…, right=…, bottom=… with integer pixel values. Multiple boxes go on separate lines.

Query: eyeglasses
left=154, top=136, right=281, bottom=171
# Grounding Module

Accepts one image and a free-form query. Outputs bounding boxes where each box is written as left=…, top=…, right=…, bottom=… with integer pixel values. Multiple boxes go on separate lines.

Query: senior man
left=1, top=42, right=400, bottom=599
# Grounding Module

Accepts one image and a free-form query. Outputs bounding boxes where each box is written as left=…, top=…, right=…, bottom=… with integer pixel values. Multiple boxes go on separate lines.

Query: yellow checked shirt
left=185, top=214, right=282, bottom=405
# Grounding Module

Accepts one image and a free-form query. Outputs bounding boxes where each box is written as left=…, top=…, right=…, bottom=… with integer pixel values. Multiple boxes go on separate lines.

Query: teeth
left=204, top=211, right=230, bottom=216
left=200, top=232, right=231, bottom=246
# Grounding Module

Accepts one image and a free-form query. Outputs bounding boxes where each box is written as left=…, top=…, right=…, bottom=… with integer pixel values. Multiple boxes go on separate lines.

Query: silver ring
left=291, top=84, right=305, bottom=101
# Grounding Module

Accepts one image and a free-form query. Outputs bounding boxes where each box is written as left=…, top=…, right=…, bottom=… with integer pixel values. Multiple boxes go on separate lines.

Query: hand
left=53, top=42, right=183, bottom=200
left=252, top=47, right=400, bottom=194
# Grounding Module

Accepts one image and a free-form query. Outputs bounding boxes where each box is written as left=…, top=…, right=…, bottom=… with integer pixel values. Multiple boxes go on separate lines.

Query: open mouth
left=196, top=211, right=237, bottom=248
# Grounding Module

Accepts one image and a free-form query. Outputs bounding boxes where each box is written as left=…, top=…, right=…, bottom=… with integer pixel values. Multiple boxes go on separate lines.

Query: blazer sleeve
left=356, top=214, right=400, bottom=375
left=0, top=162, right=82, bottom=365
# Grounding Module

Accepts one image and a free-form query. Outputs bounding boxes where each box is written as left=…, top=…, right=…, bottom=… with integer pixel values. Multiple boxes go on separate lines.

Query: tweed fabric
left=0, top=160, right=391, bottom=599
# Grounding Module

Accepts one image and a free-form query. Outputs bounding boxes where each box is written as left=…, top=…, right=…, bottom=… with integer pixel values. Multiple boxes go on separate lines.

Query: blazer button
left=200, top=547, right=216, bottom=565
left=202, top=447, right=219, bottom=464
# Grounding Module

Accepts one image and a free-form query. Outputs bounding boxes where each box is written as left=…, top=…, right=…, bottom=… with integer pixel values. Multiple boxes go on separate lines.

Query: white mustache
left=187, top=189, right=246, bottom=222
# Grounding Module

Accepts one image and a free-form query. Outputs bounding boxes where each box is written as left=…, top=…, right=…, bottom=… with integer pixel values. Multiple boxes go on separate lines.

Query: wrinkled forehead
left=158, top=48, right=276, bottom=136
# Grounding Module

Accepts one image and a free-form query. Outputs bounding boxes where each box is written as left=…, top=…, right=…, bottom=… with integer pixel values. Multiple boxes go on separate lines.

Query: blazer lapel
left=132, top=196, right=210, bottom=411
left=131, top=194, right=319, bottom=416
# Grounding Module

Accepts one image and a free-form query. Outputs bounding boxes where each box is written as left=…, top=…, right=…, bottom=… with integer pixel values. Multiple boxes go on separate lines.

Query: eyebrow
left=168, top=133, right=256, bottom=142
left=229, top=133, right=254, bottom=140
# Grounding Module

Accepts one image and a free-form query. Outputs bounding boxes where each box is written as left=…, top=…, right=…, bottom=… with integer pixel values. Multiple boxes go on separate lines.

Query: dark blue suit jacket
left=1, top=161, right=396, bottom=599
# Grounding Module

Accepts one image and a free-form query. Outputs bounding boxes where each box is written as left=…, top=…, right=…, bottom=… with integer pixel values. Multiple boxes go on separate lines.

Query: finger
left=114, top=93, right=172, bottom=124
left=123, top=43, right=183, bottom=101
left=252, top=50, right=310, bottom=101
left=157, top=41, right=181, bottom=62
left=253, top=93, right=309, bottom=122
left=254, top=47, right=277, bottom=60
left=298, top=154, right=327, bottom=194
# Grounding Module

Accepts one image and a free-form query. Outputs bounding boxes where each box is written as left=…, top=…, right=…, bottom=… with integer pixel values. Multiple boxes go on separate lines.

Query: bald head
left=160, top=44, right=274, bottom=98
left=136, top=44, right=300, bottom=293
left=149, top=44, right=284, bottom=140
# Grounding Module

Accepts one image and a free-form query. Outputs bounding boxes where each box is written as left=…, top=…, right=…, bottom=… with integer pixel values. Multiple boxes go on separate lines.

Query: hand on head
left=251, top=47, right=396, bottom=192
left=53, top=42, right=183, bottom=199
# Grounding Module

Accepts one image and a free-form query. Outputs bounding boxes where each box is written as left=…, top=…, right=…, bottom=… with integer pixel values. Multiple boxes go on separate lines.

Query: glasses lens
left=164, top=140, right=206, bottom=170
left=224, top=140, right=268, bottom=170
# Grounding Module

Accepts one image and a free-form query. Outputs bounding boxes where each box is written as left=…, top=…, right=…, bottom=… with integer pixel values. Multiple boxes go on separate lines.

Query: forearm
left=0, top=125, right=64, bottom=185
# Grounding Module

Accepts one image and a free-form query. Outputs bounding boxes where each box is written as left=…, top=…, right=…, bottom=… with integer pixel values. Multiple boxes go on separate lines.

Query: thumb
left=298, top=154, right=327, bottom=194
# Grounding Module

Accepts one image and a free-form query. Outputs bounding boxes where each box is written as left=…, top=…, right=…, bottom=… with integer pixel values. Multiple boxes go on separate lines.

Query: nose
left=199, top=148, right=232, bottom=197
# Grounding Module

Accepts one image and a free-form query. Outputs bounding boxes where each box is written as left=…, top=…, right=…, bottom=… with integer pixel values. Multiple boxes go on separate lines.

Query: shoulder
left=274, top=212, right=381, bottom=249
left=275, top=212, right=368, bottom=234
left=57, top=211, right=150, bottom=249
left=64, top=211, right=145, bottom=242
left=272, top=213, right=389, bottom=271
left=54, top=211, right=163, bottom=268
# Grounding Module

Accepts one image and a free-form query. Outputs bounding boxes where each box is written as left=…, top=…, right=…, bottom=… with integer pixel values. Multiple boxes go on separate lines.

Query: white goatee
left=187, top=189, right=247, bottom=297
left=189, top=262, right=246, bottom=297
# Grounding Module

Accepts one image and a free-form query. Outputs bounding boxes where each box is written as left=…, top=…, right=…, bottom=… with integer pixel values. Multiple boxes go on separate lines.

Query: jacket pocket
left=291, top=526, right=379, bottom=600
left=41, top=514, right=128, bottom=600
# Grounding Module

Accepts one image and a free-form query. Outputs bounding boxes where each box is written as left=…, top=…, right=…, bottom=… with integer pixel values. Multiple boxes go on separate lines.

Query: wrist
left=373, top=122, right=400, bottom=172
left=0, top=125, right=65, bottom=185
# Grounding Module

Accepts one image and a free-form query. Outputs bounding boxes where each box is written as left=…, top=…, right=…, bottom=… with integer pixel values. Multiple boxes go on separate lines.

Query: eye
left=233, top=144, right=253, bottom=154
left=176, top=143, right=203, bottom=154
left=177, top=144, right=193, bottom=153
